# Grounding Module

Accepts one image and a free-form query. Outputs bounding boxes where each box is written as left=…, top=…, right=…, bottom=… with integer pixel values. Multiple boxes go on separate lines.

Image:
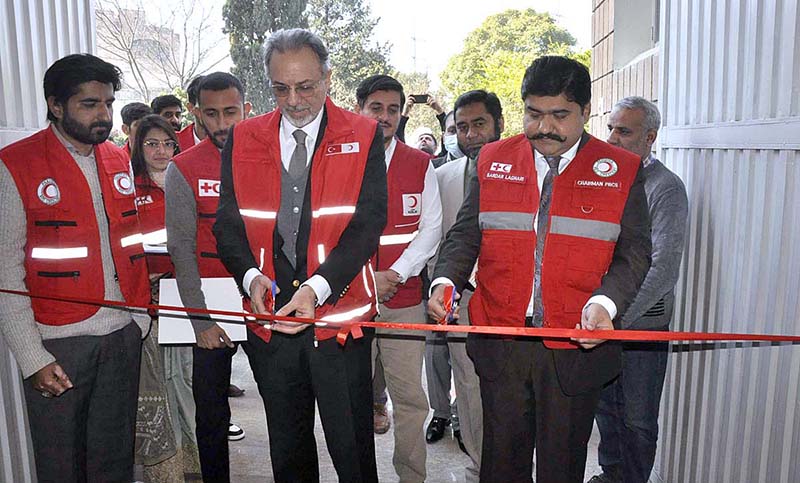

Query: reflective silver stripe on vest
left=141, top=228, right=167, bottom=245
left=312, top=205, right=356, bottom=218
left=379, top=231, right=419, bottom=246
left=479, top=211, right=535, bottom=231
left=319, top=302, right=373, bottom=322
left=240, top=209, right=277, bottom=220
left=120, top=233, right=144, bottom=248
left=549, top=216, right=620, bottom=242
left=30, top=247, right=89, bottom=259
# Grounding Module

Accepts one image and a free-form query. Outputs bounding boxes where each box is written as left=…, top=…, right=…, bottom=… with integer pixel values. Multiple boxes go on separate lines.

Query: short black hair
left=121, top=102, right=153, bottom=126
left=150, top=94, right=183, bottom=114
left=453, top=90, right=503, bottom=122
left=197, top=72, right=245, bottom=106
left=186, top=75, right=205, bottom=106
left=355, top=74, right=405, bottom=109
left=43, top=54, right=123, bottom=122
left=520, top=56, right=591, bottom=108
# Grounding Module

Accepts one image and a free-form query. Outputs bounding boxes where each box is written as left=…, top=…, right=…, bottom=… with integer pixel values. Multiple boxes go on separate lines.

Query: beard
left=61, top=109, right=112, bottom=145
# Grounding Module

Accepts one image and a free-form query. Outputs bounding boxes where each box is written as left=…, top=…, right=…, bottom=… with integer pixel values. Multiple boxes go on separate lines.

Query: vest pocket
left=37, top=271, right=80, bottom=278
left=477, top=234, right=514, bottom=305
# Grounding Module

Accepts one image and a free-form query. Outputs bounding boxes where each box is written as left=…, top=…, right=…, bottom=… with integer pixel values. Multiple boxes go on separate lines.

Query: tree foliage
left=439, top=9, right=588, bottom=136
left=223, top=0, right=308, bottom=114
left=307, top=0, right=391, bottom=108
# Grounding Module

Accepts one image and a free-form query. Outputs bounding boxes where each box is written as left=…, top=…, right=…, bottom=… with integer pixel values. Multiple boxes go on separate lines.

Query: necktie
left=532, top=155, right=561, bottom=327
left=289, top=129, right=308, bottom=179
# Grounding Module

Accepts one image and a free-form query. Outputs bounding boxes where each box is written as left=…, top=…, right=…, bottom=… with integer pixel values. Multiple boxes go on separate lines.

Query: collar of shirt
left=643, top=153, right=655, bottom=169
left=192, top=124, right=202, bottom=145
left=279, top=107, right=324, bottom=171
left=50, top=123, right=96, bottom=160
left=383, top=136, right=398, bottom=171
left=533, top=135, right=581, bottom=192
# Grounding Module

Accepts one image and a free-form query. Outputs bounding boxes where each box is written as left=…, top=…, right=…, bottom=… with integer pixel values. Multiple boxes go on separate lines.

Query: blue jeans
left=595, top=338, right=669, bottom=483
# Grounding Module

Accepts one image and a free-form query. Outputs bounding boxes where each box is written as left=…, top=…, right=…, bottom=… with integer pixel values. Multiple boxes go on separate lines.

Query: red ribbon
left=1, top=288, right=799, bottom=343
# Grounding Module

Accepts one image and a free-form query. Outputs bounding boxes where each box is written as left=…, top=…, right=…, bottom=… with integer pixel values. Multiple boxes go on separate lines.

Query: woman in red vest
left=129, top=114, right=189, bottom=481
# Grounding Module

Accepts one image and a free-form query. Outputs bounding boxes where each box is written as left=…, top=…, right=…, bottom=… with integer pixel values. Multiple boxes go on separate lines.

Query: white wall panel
left=0, top=1, right=96, bottom=481
left=657, top=0, right=800, bottom=481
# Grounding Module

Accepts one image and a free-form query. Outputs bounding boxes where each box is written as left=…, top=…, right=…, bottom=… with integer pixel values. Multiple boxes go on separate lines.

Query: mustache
left=90, top=121, right=113, bottom=130
left=529, top=133, right=566, bottom=142
left=212, top=130, right=229, bottom=139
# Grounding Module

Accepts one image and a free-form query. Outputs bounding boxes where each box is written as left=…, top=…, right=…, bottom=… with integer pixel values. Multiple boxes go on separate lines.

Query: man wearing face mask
left=165, top=72, right=252, bottom=483
left=426, top=89, right=504, bottom=482
left=431, top=110, right=465, bottom=168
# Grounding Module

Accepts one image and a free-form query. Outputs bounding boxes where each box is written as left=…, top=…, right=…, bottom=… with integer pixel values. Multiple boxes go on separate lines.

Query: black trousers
left=243, top=327, right=378, bottom=483
left=192, top=344, right=237, bottom=483
left=467, top=335, right=600, bottom=483
left=595, top=340, right=669, bottom=483
left=23, top=322, right=142, bottom=483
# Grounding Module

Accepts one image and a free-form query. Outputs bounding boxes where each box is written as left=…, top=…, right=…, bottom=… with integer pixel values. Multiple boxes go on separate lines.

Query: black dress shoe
left=425, top=417, right=450, bottom=443
left=453, top=429, right=468, bottom=455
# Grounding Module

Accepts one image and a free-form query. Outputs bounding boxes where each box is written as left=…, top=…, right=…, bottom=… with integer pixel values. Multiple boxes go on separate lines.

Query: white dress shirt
left=432, top=137, right=618, bottom=320
left=383, top=137, right=443, bottom=282
left=243, top=109, right=333, bottom=305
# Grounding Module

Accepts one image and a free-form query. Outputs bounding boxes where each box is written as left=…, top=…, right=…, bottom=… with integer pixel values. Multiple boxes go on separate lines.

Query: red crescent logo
left=408, top=196, right=419, bottom=208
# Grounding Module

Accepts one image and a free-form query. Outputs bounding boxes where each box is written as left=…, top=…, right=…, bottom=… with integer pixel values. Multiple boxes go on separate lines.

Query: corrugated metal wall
left=0, top=1, right=95, bottom=481
left=656, top=0, right=800, bottom=481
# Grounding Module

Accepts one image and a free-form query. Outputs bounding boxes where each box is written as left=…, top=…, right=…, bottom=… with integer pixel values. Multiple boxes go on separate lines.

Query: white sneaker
left=228, top=422, right=245, bottom=441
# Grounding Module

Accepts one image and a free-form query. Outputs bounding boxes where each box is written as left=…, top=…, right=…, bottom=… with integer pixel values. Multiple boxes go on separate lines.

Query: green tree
left=223, top=0, right=308, bottom=114
left=307, top=0, right=391, bottom=108
left=440, top=9, right=587, bottom=136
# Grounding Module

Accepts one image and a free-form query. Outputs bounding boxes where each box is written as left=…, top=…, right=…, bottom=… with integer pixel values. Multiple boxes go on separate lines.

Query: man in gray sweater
left=0, top=54, right=150, bottom=481
left=165, top=72, right=251, bottom=483
left=588, top=97, right=689, bottom=483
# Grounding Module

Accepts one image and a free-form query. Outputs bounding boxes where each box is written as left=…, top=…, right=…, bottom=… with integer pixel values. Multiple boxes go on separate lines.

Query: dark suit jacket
left=213, top=108, right=387, bottom=309
left=433, top=132, right=651, bottom=395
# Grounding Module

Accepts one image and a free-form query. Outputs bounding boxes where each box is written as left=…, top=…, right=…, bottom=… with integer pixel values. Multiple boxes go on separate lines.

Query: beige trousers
left=373, top=302, right=429, bottom=483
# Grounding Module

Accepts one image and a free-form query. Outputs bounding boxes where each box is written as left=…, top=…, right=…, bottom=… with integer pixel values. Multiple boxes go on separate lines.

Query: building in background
left=589, top=0, right=800, bottom=482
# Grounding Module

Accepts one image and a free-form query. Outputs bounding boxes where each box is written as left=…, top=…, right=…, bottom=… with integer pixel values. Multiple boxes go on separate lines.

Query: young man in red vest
left=429, top=56, right=652, bottom=483
left=165, top=71, right=251, bottom=483
left=120, top=101, right=153, bottom=156
left=213, top=29, right=387, bottom=482
left=356, top=74, right=442, bottom=483
left=0, top=53, right=150, bottom=481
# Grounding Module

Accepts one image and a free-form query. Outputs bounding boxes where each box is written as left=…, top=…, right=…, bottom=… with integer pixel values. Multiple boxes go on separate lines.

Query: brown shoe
left=373, top=403, right=391, bottom=434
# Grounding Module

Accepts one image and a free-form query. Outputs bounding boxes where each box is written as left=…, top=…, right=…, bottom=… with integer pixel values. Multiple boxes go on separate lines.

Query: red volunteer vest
left=377, top=141, right=430, bottom=308
left=231, top=98, right=379, bottom=343
left=1, top=127, right=150, bottom=325
left=470, top=134, right=640, bottom=349
left=134, top=173, right=174, bottom=275
left=171, top=138, right=230, bottom=277
left=177, top=123, right=198, bottom=152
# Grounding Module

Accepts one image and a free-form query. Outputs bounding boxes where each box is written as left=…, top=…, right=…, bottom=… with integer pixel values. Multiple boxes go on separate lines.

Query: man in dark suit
left=429, top=56, right=651, bottom=483
left=213, top=28, right=386, bottom=482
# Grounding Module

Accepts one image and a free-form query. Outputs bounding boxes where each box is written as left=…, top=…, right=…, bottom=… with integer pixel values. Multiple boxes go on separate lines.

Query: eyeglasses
left=143, top=139, right=178, bottom=150
left=269, top=79, right=323, bottom=98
